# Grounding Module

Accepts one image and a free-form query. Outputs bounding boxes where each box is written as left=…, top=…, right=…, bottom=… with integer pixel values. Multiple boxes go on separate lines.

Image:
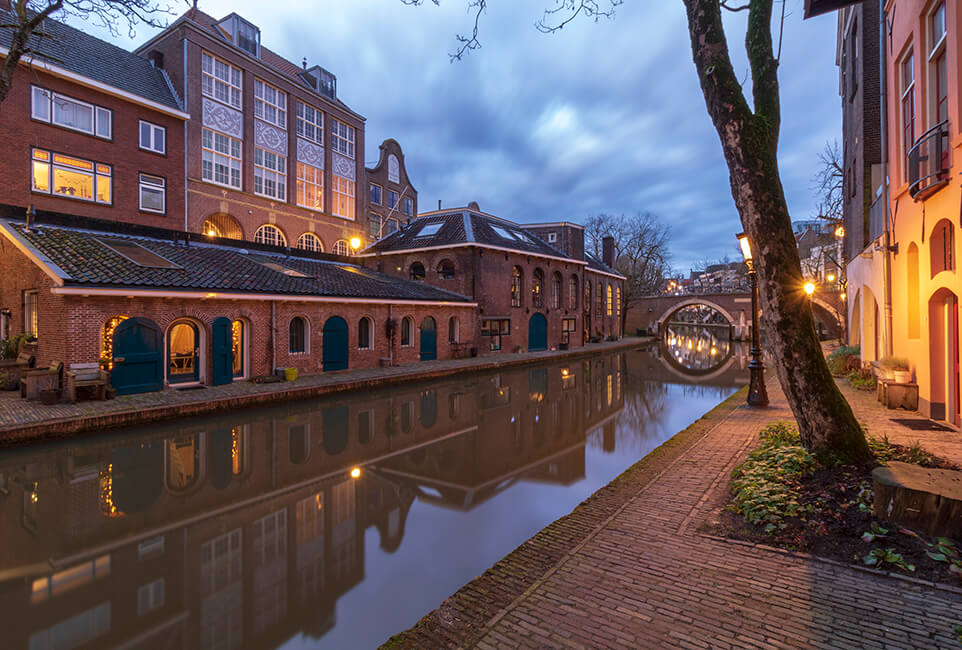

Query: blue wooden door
left=528, top=313, right=547, bottom=351
left=211, top=317, right=233, bottom=386
left=420, top=317, right=437, bottom=361
left=112, top=317, right=163, bottom=395
left=323, top=316, right=349, bottom=371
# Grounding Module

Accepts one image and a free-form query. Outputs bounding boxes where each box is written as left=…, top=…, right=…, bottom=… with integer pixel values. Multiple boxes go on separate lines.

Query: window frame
left=139, top=120, right=166, bottom=155
left=400, top=316, right=414, bottom=347
left=253, top=146, right=287, bottom=201
left=254, top=224, right=287, bottom=247
left=289, top=316, right=308, bottom=354
left=358, top=317, right=373, bottom=350
left=254, top=78, right=287, bottom=129
left=31, top=148, right=112, bottom=205
left=369, top=213, right=382, bottom=239
left=23, top=290, right=38, bottom=338
left=201, top=128, right=242, bottom=190
left=928, top=2, right=948, bottom=129
left=369, top=183, right=382, bottom=205
left=331, top=118, right=355, bottom=158
left=387, top=189, right=399, bottom=210
left=295, top=161, right=323, bottom=211
left=138, top=173, right=166, bottom=214
left=201, top=51, right=242, bottom=109
left=511, top=266, right=523, bottom=308
left=332, top=239, right=350, bottom=256
left=30, top=86, right=112, bottom=139
left=900, top=48, right=916, bottom=183
left=295, top=101, right=323, bottom=144
left=295, top=232, right=323, bottom=252
left=332, top=174, right=355, bottom=220
left=402, top=197, right=414, bottom=217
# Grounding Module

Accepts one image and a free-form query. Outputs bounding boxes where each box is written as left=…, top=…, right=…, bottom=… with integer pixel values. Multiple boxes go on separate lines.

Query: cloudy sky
left=78, top=0, right=841, bottom=271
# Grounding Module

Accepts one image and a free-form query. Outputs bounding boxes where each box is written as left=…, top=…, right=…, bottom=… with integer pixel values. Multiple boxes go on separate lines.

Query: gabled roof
left=363, top=208, right=581, bottom=262
left=0, top=221, right=473, bottom=304
left=0, top=10, right=183, bottom=112
left=584, top=251, right=621, bottom=277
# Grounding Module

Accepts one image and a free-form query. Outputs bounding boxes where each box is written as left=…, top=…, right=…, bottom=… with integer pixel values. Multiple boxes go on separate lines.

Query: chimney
left=602, top=236, right=615, bottom=268
left=146, top=50, right=164, bottom=69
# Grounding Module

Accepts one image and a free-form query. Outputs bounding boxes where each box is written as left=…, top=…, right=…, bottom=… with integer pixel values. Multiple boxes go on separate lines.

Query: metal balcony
left=908, top=120, right=950, bottom=201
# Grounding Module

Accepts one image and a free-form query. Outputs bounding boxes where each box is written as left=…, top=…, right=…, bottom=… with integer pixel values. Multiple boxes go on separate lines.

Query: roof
left=1, top=221, right=473, bottom=303
left=0, top=10, right=182, bottom=112
left=584, top=251, right=620, bottom=276
left=363, top=209, right=578, bottom=261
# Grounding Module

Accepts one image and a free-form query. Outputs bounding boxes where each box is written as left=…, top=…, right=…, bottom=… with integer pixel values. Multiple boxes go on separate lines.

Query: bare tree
left=584, top=212, right=672, bottom=333
left=0, top=0, right=172, bottom=106
left=407, top=0, right=869, bottom=461
left=811, top=138, right=844, bottom=225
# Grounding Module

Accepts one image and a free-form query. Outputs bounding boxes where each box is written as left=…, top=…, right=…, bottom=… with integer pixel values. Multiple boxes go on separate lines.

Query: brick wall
left=365, top=138, right=417, bottom=243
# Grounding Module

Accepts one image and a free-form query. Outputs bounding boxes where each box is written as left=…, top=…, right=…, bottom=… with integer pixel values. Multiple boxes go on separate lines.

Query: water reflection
left=0, top=347, right=743, bottom=649
left=661, top=322, right=740, bottom=374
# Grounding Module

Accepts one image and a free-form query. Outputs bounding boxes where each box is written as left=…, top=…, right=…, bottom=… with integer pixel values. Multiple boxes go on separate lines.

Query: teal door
left=323, top=316, right=349, bottom=371
left=528, top=313, right=547, bottom=351
left=211, top=317, right=233, bottom=386
left=167, top=322, right=199, bottom=384
left=420, top=317, right=437, bottom=361
left=112, top=317, right=163, bottom=395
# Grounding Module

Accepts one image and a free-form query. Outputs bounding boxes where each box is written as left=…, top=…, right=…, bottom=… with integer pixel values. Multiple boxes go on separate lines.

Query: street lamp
left=804, top=281, right=816, bottom=296
left=349, top=237, right=362, bottom=253
left=737, top=232, right=769, bottom=407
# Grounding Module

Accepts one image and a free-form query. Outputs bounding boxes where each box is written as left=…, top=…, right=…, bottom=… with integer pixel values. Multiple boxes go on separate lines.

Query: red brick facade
left=365, top=138, right=417, bottom=241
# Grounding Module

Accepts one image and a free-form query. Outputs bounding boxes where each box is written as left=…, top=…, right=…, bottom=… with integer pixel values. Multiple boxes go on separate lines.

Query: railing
left=869, top=193, right=885, bottom=243
left=908, top=119, right=949, bottom=201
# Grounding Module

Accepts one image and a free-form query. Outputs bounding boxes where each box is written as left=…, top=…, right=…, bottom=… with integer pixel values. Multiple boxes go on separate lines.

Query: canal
left=0, top=339, right=747, bottom=649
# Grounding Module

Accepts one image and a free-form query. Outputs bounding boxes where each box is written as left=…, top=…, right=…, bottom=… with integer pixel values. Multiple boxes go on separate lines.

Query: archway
left=420, top=317, right=437, bottom=361
left=862, top=285, right=880, bottom=362
left=849, top=290, right=862, bottom=347
left=202, top=213, right=243, bottom=240
left=528, top=313, right=547, bottom=351
left=167, top=321, right=200, bottom=384
left=323, top=316, right=349, bottom=371
left=928, top=288, right=959, bottom=424
left=657, top=299, right=736, bottom=339
left=111, top=317, right=163, bottom=395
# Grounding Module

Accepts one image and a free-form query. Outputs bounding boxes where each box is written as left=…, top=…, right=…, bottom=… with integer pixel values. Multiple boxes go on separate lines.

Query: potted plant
left=514, top=345, right=523, bottom=353
left=880, top=357, right=911, bottom=383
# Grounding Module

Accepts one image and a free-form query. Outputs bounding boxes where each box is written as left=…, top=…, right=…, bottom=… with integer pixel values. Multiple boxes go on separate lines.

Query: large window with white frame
left=296, top=162, right=323, bottom=210
left=929, top=0, right=948, bottom=168
left=254, top=224, right=287, bottom=247
left=202, top=128, right=242, bottom=189
left=139, top=120, right=166, bottom=154
left=296, top=232, right=323, bottom=252
left=900, top=48, right=916, bottom=182
left=201, top=51, right=242, bottom=109
left=332, top=174, right=355, bottom=219
left=31, top=86, right=111, bottom=139
left=254, top=78, right=287, bottom=128
left=331, top=119, right=355, bottom=158
left=254, top=147, right=286, bottom=200
left=139, top=174, right=166, bottom=213
left=31, top=149, right=111, bottom=204
left=296, top=102, right=323, bottom=144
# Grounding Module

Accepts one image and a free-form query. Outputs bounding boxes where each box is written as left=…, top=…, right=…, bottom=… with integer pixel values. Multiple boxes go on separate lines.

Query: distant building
left=365, top=139, right=416, bottom=241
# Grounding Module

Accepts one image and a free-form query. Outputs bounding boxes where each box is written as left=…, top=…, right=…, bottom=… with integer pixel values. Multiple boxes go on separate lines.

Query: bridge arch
left=656, top=337, right=740, bottom=384
left=656, top=298, right=738, bottom=336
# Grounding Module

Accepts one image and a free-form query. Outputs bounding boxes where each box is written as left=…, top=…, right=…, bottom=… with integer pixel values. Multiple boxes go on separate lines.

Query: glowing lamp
left=350, top=237, right=362, bottom=251
left=840, top=292, right=847, bottom=301
left=350, top=467, right=361, bottom=479
left=835, top=225, right=845, bottom=238
left=736, top=232, right=753, bottom=264
left=207, top=228, right=217, bottom=237
left=804, top=281, right=816, bottom=296
left=826, top=273, right=836, bottom=282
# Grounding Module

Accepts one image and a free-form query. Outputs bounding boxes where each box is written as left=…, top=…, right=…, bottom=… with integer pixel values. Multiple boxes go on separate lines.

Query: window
left=31, top=555, right=110, bottom=604
left=901, top=49, right=915, bottom=181
left=930, top=2, right=948, bottom=156
left=31, top=149, right=111, bottom=204
left=562, top=318, right=577, bottom=345
left=386, top=218, right=399, bottom=234
left=568, top=275, right=578, bottom=310
left=481, top=319, right=510, bottom=351
left=606, top=285, right=613, bottom=316
left=0, top=310, right=9, bottom=340
left=416, top=223, right=442, bottom=238
left=138, top=536, right=165, bottom=559
left=409, top=262, right=425, bottom=280
left=584, top=281, right=591, bottom=314
left=296, top=162, right=323, bottom=209
left=28, top=602, right=111, bottom=650
left=548, top=232, right=557, bottom=243
left=254, top=79, right=286, bottom=128
left=296, top=232, right=323, bottom=252
left=139, top=121, right=166, bottom=154
left=295, top=103, right=324, bottom=146
left=595, top=281, right=603, bottom=316
left=616, top=286, right=621, bottom=317
left=139, top=174, right=166, bottom=213
left=532, top=269, right=544, bottom=308
left=358, top=317, right=372, bottom=350
left=31, top=86, right=111, bottom=139
left=369, top=213, right=381, bottom=239
left=437, top=259, right=455, bottom=279
left=370, top=183, right=382, bottom=205
left=387, top=190, right=399, bottom=209
left=201, top=51, right=242, bottom=109
left=331, top=119, right=355, bottom=158
left=552, top=272, right=562, bottom=309
left=403, top=197, right=414, bottom=216
left=254, top=147, right=287, bottom=200
left=289, top=317, right=307, bottom=354
left=930, top=219, right=955, bottom=277
left=332, top=174, right=355, bottom=219
left=202, top=128, right=241, bottom=189
left=137, top=579, right=165, bottom=615
left=511, top=266, right=523, bottom=307
left=332, top=239, right=349, bottom=256
left=401, top=316, right=413, bottom=346
left=448, top=316, right=459, bottom=343
left=254, top=224, right=287, bottom=247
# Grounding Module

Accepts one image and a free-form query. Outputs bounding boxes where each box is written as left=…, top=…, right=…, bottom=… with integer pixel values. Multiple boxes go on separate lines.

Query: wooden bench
left=65, top=363, right=108, bottom=403
left=20, top=360, right=63, bottom=400
left=0, top=351, right=34, bottom=389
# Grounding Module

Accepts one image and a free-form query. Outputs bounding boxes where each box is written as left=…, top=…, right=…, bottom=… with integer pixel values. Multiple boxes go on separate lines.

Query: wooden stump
left=872, top=462, right=962, bottom=538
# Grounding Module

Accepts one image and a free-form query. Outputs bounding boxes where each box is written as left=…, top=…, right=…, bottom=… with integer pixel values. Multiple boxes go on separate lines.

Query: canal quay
left=0, top=333, right=750, bottom=649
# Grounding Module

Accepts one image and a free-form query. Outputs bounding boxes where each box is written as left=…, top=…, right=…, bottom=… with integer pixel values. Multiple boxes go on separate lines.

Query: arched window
left=202, top=213, right=243, bottom=240
left=409, top=262, right=426, bottom=280
left=400, top=316, right=413, bottom=347
left=166, top=435, right=203, bottom=493
left=232, top=319, right=245, bottom=378
left=511, top=266, right=523, bottom=307
left=584, top=281, right=591, bottom=314
left=606, top=284, right=613, bottom=316
left=532, top=268, right=544, bottom=308
left=254, top=224, right=287, bottom=247
left=569, top=275, right=578, bottom=310
left=437, top=259, right=455, bottom=279
left=448, top=316, right=459, bottom=343
left=596, top=281, right=603, bottom=316
left=295, top=232, right=323, bottom=252
left=358, top=317, right=372, bottom=350
left=907, top=243, right=920, bottom=338
left=332, top=239, right=350, bottom=256
left=930, top=219, right=955, bottom=277
left=289, top=317, right=307, bottom=354
left=551, top=272, right=562, bottom=309
left=616, top=286, right=621, bottom=317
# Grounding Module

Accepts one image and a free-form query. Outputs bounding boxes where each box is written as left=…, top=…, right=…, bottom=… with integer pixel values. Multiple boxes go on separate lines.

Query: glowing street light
left=804, top=281, right=816, bottom=296
left=826, top=273, right=836, bottom=283
left=349, top=237, right=362, bottom=252
left=835, top=225, right=845, bottom=238
left=350, top=467, right=361, bottom=479
left=736, top=232, right=768, bottom=407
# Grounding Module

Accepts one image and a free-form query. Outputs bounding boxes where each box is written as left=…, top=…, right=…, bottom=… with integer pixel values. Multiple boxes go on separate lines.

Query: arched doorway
left=528, top=313, right=547, bottom=351
left=202, top=213, right=243, bottom=240
left=211, top=317, right=233, bottom=386
left=112, top=317, right=163, bottom=395
left=928, top=289, right=959, bottom=424
left=323, top=316, right=349, bottom=371
left=168, top=321, right=200, bottom=384
left=420, top=317, right=437, bottom=361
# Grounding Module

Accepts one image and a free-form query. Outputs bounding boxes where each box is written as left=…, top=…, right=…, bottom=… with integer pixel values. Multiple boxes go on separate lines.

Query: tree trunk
left=682, top=0, right=869, bottom=462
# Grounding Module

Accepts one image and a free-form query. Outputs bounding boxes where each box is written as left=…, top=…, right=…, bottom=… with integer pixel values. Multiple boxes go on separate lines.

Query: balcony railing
left=908, top=119, right=949, bottom=201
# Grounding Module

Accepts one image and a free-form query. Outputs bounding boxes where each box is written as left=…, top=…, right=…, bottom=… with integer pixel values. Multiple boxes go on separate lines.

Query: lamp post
left=349, top=237, right=362, bottom=254
left=737, top=232, right=769, bottom=407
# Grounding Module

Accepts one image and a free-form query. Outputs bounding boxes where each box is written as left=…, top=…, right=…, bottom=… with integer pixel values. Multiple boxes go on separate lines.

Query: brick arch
left=656, top=298, right=737, bottom=333
left=202, top=212, right=244, bottom=240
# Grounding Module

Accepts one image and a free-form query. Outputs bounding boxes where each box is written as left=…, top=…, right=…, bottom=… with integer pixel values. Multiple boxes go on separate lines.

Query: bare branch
left=720, top=1, right=750, bottom=11
left=534, top=0, right=622, bottom=34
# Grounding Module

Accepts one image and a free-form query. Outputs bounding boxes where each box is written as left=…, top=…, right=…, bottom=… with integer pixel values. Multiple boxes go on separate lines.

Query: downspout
left=270, top=300, right=276, bottom=373
left=388, top=304, right=394, bottom=366
left=880, top=2, right=894, bottom=357
left=183, top=36, right=189, bottom=233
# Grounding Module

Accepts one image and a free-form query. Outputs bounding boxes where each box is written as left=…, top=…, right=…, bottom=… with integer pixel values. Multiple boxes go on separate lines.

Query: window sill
left=139, top=146, right=167, bottom=157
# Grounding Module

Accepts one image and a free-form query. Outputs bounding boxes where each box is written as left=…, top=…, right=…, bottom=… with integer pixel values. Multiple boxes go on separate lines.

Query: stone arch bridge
left=627, top=293, right=754, bottom=340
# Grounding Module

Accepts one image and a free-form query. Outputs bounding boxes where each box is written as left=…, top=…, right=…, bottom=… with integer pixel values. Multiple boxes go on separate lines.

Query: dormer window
left=217, top=14, right=260, bottom=58
left=299, top=65, right=337, bottom=100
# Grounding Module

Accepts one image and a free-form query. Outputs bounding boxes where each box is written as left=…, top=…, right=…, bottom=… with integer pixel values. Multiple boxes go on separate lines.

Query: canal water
left=0, top=338, right=746, bottom=649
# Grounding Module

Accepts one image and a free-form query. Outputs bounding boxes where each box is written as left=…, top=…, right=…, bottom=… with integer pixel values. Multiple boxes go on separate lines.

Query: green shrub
left=867, top=435, right=938, bottom=466
left=879, top=356, right=910, bottom=371
left=827, top=345, right=861, bottom=376
left=757, top=421, right=800, bottom=446
left=848, top=368, right=877, bottom=390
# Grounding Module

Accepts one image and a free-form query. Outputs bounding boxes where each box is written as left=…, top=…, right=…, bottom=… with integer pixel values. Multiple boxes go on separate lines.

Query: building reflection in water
left=0, top=347, right=742, bottom=649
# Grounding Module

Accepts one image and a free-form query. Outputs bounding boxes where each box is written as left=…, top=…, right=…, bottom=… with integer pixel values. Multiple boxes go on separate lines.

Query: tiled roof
left=365, top=209, right=575, bottom=260
left=0, top=11, right=183, bottom=111
left=4, top=222, right=473, bottom=303
left=584, top=252, right=621, bottom=276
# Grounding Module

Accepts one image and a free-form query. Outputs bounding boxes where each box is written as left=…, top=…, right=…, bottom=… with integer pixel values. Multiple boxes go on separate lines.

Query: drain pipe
left=270, top=301, right=277, bottom=373
left=388, top=304, right=394, bottom=367
left=880, top=2, right=894, bottom=357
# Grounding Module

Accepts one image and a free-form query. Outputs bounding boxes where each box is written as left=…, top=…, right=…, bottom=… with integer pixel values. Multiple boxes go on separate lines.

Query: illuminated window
left=202, top=213, right=243, bottom=239
left=332, top=239, right=349, bottom=256
left=31, top=149, right=111, bottom=203
left=31, top=86, right=111, bottom=138
left=562, top=317, right=577, bottom=344
left=331, top=119, right=355, bottom=158
left=254, top=78, right=286, bottom=129
left=139, top=174, right=165, bottom=213
left=332, top=174, right=355, bottom=219
left=31, top=555, right=111, bottom=604
left=254, top=224, right=287, bottom=247
left=201, top=51, right=242, bottom=109
left=202, top=128, right=241, bottom=189
left=606, top=284, right=613, bottom=316
left=139, top=120, right=165, bottom=154
left=531, top=269, right=544, bottom=308
left=23, top=290, right=38, bottom=337
left=254, top=147, right=286, bottom=200
left=296, top=101, right=323, bottom=143
left=595, top=281, right=603, bottom=316
left=295, top=232, right=323, bottom=252
left=584, top=281, right=591, bottom=314
left=511, top=266, right=523, bottom=307
left=616, top=286, right=621, bottom=317
left=296, top=162, right=323, bottom=210
left=232, top=322, right=245, bottom=378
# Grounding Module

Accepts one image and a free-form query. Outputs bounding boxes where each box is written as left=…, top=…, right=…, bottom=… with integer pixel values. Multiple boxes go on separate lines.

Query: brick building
left=365, top=138, right=417, bottom=241
left=0, top=10, right=187, bottom=228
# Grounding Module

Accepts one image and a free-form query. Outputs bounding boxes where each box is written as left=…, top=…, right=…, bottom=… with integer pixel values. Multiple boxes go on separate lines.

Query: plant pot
left=39, top=388, right=60, bottom=405
left=893, top=370, right=912, bottom=384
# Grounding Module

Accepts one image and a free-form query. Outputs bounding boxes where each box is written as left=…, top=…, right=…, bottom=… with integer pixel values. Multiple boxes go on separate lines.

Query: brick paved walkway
left=390, top=377, right=962, bottom=649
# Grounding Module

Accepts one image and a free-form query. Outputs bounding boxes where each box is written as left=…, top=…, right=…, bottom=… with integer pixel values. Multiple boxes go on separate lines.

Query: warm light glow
left=841, top=292, right=847, bottom=301
left=736, top=232, right=753, bottom=263
left=710, top=346, right=718, bottom=356
left=350, top=467, right=361, bottom=479
left=804, top=281, right=816, bottom=296
left=207, top=229, right=217, bottom=237
left=561, top=368, right=569, bottom=378
left=835, top=225, right=845, bottom=238
left=349, top=237, right=362, bottom=250
left=826, top=273, right=836, bottom=282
